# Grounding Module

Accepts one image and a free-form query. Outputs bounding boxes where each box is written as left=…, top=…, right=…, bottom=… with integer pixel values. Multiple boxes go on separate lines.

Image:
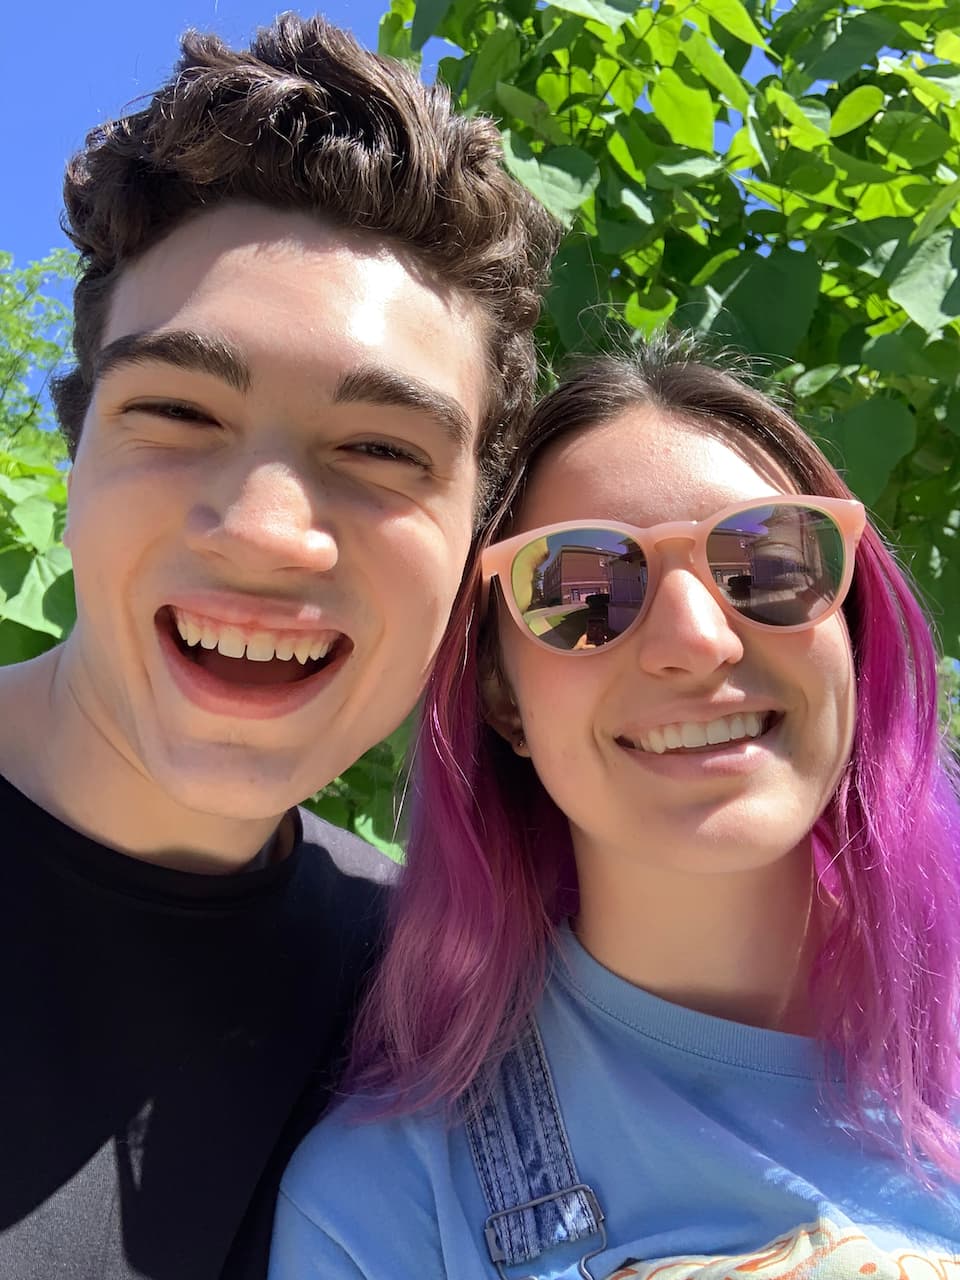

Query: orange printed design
left=604, top=1218, right=960, bottom=1280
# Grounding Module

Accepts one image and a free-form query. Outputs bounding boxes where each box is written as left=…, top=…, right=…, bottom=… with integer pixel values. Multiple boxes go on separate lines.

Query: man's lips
left=168, top=604, right=342, bottom=667
left=163, top=588, right=348, bottom=634
left=154, top=608, right=353, bottom=719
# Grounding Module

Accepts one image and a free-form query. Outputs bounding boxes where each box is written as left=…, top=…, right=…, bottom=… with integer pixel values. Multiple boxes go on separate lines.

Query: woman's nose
left=630, top=552, right=744, bottom=679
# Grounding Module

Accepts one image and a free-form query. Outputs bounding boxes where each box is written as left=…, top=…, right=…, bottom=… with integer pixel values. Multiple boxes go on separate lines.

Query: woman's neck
left=571, top=837, right=820, bottom=1034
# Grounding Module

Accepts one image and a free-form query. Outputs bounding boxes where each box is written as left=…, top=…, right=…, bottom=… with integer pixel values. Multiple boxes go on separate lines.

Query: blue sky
left=0, top=1, right=386, bottom=269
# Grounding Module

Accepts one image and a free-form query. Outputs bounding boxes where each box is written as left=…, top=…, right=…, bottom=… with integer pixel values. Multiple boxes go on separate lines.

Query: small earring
left=514, top=730, right=526, bottom=753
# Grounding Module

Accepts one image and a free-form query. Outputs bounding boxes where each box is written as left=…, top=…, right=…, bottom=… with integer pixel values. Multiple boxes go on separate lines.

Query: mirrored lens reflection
left=507, top=505, right=846, bottom=649
left=510, top=528, right=647, bottom=650
left=711, top=504, right=844, bottom=626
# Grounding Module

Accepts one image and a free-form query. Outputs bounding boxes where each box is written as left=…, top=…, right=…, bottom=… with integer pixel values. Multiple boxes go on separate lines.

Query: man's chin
left=146, top=744, right=315, bottom=824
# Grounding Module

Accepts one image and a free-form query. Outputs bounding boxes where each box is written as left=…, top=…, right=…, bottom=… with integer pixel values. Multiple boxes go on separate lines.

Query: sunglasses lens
left=711, top=504, right=846, bottom=626
left=509, top=527, right=647, bottom=650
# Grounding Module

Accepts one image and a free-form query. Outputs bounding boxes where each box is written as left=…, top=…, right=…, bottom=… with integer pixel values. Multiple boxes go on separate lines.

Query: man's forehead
left=100, top=204, right=489, bottom=431
left=104, top=203, right=482, bottom=342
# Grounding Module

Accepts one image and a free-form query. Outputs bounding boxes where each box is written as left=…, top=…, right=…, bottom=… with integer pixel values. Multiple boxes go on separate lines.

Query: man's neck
left=0, top=647, right=287, bottom=874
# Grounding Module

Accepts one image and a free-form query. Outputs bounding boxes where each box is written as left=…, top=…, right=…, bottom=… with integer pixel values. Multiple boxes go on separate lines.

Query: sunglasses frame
left=480, top=495, right=867, bottom=655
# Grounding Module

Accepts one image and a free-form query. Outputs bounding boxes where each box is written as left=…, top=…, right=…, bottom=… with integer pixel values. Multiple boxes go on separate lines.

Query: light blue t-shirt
left=270, top=927, right=960, bottom=1280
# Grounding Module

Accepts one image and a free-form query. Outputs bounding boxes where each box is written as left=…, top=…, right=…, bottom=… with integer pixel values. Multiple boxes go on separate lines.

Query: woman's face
left=493, top=407, right=856, bottom=876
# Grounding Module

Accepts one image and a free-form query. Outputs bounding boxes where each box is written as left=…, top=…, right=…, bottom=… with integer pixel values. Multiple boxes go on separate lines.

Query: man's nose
left=631, top=548, right=744, bottom=679
left=185, top=457, right=339, bottom=576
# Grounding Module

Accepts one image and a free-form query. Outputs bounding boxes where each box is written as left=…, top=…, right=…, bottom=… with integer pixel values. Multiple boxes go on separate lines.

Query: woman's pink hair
left=350, top=338, right=960, bottom=1177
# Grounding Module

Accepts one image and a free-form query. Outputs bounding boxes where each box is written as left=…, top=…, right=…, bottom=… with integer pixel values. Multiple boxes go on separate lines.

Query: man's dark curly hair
left=52, top=13, right=560, bottom=512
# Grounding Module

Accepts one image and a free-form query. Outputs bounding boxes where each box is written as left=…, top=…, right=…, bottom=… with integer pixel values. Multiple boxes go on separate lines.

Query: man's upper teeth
left=637, top=711, right=764, bottom=754
left=172, top=609, right=335, bottom=664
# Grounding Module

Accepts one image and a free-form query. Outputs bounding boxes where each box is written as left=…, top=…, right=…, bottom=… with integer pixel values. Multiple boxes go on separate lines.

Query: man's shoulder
left=295, top=806, right=400, bottom=887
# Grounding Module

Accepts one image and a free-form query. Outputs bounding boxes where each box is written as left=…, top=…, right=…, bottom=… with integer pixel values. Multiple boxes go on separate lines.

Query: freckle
left=860, top=1264, right=877, bottom=1273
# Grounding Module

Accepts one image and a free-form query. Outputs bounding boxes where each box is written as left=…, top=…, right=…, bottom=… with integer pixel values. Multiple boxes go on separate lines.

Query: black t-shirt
left=0, top=774, right=395, bottom=1279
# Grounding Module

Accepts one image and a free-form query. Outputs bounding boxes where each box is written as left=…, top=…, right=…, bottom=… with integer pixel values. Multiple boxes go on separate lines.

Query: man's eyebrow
left=333, top=365, right=474, bottom=450
left=94, top=330, right=251, bottom=393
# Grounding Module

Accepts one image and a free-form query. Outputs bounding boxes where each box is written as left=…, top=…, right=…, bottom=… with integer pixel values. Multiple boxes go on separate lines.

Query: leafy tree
left=0, top=253, right=74, bottom=665
left=381, top=0, right=960, bottom=655
left=938, top=657, right=960, bottom=742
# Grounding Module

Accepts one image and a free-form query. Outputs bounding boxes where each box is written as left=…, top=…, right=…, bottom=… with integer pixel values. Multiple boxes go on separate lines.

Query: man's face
left=64, top=203, right=485, bottom=819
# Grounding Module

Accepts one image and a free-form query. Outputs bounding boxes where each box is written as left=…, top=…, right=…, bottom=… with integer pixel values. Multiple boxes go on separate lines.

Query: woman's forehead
left=516, top=406, right=796, bottom=527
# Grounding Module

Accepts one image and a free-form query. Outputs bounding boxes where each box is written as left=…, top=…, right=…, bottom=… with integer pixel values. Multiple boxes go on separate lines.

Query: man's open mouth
left=158, top=605, right=351, bottom=688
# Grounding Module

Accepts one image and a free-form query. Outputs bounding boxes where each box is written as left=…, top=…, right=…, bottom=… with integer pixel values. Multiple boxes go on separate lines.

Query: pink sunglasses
left=480, top=496, right=866, bottom=655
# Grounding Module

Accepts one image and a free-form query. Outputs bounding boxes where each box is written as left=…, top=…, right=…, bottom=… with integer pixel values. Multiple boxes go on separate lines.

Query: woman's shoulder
left=281, top=1095, right=444, bottom=1217
left=272, top=1098, right=465, bottom=1279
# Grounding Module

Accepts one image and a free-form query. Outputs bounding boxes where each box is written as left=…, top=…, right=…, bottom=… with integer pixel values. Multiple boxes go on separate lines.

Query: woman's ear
left=480, top=662, right=531, bottom=758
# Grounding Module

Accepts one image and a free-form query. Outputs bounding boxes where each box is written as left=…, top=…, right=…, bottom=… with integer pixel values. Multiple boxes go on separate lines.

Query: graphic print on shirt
left=605, top=1217, right=960, bottom=1280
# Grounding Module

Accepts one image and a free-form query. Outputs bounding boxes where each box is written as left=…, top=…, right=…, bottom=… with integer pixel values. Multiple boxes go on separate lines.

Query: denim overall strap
left=463, top=1017, right=606, bottom=1277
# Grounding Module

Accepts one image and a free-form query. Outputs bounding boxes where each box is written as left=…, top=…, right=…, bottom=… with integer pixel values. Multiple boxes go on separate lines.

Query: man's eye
left=126, top=400, right=218, bottom=426
left=345, top=440, right=430, bottom=468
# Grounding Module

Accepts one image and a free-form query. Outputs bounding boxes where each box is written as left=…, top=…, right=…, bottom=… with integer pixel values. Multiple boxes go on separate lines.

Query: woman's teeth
left=171, top=608, right=336, bottom=665
left=629, top=711, right=766, bottom=754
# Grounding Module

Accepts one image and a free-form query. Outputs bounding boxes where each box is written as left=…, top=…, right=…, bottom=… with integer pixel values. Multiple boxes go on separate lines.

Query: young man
left=0, top=15, right=558, bottom=1278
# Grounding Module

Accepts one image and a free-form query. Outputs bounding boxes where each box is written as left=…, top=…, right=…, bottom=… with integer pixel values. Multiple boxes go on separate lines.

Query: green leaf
left=879, top=56, right=960, bottom=107
left=495, top=82, right=569, bottom=146
left=702, top=247, right=822, bottom=357
left=502, top=134, right=600, bottom=224
left=597, top=216, right=647, bottom=254
left=353, top=810, right=405, bottom=862
left=697, top=0, right=771, bottom=49
left=725, top=124, right=761, bottom=171
left=767, top=86, right=830, bottom=148
left=467, top=26, right=520, bottom=102
left=801, top=13, right=908, bottom=83
left=0, top=545, right=74, bottom=639
left=934, top=29, right=960, bottom=61
left=547, top=0, right=638, bottom=32
left=888, top=229, right=960, bottom=333
left=0, top=474, right=48, bottom=505
left=829, top=85, right=885, bottom=137
left=646, top=150, right=722, bottom=189
left=869, top=110, right=952, bottom=169
left=650, top=67, right=715, bottom=152
left=824, top=399, right=916, bottom=504
left=0, top=546, right=31, bottom=608
left=836, top=217, right=915, bottom=280
left=793, top=364, right=844, bottom=396
left=378, top=11, right=416, bottom=60
left=619, top=187, right=655, bottom=224
left=625, top=286, right=677, bottom=334
left=11, top=496, right=55, bottom=552
left=307, top=792, right=354, bottom=833
left=745, top=101, right=778, bottom=175
left=607, top=121, right=660, bottom=182
left=690, top=248, right=742, bottom=286
left=0, top=619, right=54, bottom=666
left=860, top=329, right=942, bottom=378
left=679, top=28, right=749, bottom=114
left=910, top=178, right=960, bottom=246
left=547, top=237, right=604, bottom=349
left=410, top=0, right=452, bottom=51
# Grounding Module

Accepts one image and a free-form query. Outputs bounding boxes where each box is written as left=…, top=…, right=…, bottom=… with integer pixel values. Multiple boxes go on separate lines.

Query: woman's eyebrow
left=94, top=329, right=251, bottom=393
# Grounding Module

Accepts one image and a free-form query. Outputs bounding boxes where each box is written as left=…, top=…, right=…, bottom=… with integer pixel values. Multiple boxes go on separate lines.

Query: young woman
left=269, top=337, right=960, bottom=1280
